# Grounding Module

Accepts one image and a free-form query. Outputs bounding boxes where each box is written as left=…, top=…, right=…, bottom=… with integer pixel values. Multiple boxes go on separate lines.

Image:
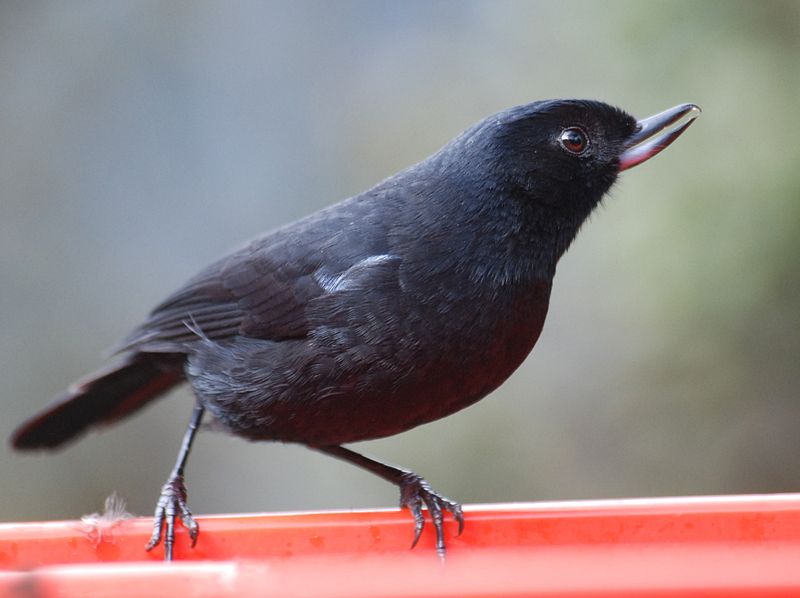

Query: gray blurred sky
left=2, top=1, right=799, bottom=523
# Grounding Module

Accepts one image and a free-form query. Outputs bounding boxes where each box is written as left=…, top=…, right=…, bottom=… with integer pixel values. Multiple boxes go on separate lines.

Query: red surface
left=2, top=494, right=800, bottom=597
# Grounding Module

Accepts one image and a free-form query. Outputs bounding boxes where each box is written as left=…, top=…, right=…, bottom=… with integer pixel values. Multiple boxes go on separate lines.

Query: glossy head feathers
left=443, top=100, right=638, bottom=212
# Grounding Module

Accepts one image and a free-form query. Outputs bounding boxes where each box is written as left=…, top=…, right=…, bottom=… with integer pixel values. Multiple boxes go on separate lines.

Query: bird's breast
left=404, top=278, right=553, bottom=422
left=192, top=275, right=552, bottom=446
left=306, top=276, right=554, bottom=443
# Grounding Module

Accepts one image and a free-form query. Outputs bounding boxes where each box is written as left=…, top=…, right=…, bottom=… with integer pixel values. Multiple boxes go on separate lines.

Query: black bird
left=12, top=99, right=700, bottom=559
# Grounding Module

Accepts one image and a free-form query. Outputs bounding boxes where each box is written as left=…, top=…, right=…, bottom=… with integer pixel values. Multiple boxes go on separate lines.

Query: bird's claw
left=145, top=473, right=198, bottom=561
left=398, top=472, right=464, bottom=557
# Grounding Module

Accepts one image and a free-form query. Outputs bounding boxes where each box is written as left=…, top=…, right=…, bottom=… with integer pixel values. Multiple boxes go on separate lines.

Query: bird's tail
left=11, top=354, right=183, bottom=450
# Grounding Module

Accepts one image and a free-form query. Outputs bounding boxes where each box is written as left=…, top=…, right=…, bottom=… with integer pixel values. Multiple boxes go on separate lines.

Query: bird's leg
left=314, top=445, right=464, bottom=557
left=145, top=403, right=204, bottom=561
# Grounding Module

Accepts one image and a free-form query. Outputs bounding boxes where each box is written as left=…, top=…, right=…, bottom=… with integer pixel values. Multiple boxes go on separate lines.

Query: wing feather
left=115, top=194, right=394, bottom=354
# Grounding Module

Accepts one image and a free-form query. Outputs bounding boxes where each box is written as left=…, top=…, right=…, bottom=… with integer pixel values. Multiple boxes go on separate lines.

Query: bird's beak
left=618, top=103, right=701, bottom=171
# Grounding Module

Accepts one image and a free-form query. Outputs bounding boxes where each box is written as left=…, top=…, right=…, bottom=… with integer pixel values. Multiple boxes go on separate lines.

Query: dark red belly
left=192, top=279, right=552, bottom=446
left=349, top=278, right=552, bottom=441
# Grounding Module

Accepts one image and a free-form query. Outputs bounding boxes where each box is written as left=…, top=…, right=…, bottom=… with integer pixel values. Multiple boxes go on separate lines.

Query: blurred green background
left=2, top=1, right=799, bottom=524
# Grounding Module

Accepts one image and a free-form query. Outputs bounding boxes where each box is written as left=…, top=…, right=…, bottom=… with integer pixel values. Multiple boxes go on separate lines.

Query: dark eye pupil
left=559, top=128, right=587, bottom=154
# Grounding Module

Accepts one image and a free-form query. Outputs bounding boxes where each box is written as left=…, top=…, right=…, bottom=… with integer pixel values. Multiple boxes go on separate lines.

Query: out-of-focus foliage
left=1, top=0, right=798, bottom=522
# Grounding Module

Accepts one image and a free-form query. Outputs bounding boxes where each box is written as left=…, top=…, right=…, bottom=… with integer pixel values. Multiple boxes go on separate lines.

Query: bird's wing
left=115, top=196, right=394, bottom=354
left=115, top=243, right=320, bottom=353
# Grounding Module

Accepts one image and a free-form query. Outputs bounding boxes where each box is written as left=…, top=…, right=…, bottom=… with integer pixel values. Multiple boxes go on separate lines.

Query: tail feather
left=12, top=355, right=183, bottom=450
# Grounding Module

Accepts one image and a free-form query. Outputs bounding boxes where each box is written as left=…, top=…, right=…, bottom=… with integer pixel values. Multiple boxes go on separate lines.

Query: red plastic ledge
left=2, top=493, right=800, bottom=597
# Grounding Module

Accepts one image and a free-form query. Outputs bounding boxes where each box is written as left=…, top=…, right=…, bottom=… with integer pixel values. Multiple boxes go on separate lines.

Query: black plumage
left=12, top=99, right=699, bottom=559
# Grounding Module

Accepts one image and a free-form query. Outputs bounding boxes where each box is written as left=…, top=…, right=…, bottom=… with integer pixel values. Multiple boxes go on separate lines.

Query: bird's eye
left=558, top=127, right=589, bottom=155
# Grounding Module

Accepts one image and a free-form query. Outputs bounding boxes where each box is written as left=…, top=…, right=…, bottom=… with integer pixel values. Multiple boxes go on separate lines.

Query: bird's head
left=452, top=99, right=700, bottom=219
left=418, top=99, right=700, bottom=283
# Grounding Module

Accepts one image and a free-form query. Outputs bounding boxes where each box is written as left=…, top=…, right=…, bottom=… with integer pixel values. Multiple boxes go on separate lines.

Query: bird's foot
left=398, top=471, right=464, bottom=557
left=145, top=473, right=198, bottom=561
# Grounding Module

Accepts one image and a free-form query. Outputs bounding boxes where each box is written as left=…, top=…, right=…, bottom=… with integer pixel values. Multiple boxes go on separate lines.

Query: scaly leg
left=314, top=445, right=464, bottom=557
left=145, top=403, right=204, bottom=561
